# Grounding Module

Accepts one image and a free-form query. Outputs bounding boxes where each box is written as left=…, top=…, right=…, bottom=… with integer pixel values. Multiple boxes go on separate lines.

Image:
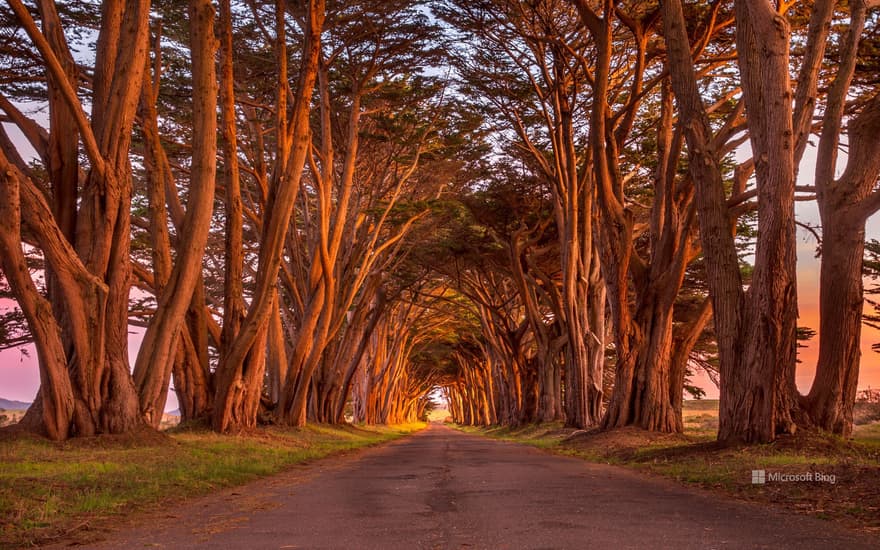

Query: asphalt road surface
left=70, top=424, right=877, bottom=549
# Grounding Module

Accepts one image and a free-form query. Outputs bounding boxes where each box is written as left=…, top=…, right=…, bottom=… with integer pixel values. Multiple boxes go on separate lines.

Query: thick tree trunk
left=596, top=223, right=640, bottom=431
left=635, top=306, right=680, bottom=432
left=603, top=299, right=682, bottom=432
left=219, top=0, right=246, bottom=359
left=663, top=0, right=799, bottom=443
left=5, top=0, right=152, bottom=438
left=562, top=226, right=604, bottom=428
left=280, top=285, right=327, bottom=426
left=724, top=0, right=799, bottom=443
left=599, top=79, right=696, bottom=434
left=804, top=6, right=880, bottom=436
left=39, top=1, right=80, bottom=359
left=38, top=1, right=79, bottom=245
left=538, top=350, right=563, bottom=422
left=0, top=157, right=74, bottom=440
left=806, top=218, right=865, bottom=435
left=333, top=284, right=386, bottom=422
left=663, top=6, right=745, bottom=440
left=171, top=315, right=212, bottom=422
left=266, top=294, right=288, bottom=405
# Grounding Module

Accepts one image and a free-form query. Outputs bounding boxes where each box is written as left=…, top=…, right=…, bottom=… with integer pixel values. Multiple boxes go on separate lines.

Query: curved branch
left=7, top=0, right=106, bottom=179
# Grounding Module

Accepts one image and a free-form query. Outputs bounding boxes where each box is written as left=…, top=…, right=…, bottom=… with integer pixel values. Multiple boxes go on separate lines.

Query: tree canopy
left=0, top=0, right=879, bottom=443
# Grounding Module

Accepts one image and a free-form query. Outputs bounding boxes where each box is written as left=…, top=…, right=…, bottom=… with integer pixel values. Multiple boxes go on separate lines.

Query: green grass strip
left=0, top=422, right=425, bottom=548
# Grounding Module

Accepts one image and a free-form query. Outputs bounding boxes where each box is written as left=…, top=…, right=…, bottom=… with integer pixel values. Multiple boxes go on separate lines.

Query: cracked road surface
left=71, top=424, right=877, bottom=549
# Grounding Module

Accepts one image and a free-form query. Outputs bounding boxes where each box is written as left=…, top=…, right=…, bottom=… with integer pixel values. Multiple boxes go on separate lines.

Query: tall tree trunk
left=133, top=0, right=218, bottom=427
left=806, top=86, right=880, bottom=434
left=38, top=0, right=79, bottom=244
left=280, top=283, right=327, bottom=426
left=800, top=3, right=880, bottom=436
left=172, top=310, right=212, bottom=422
left=662, top=0, right=799, bottom=443
left=6, top=0, right=152, bottom=438
left=267, top=292, right=288, bottom=405
left=806, top=217, right=866, bottom=434
left=135, top=21, right=208, bottom=423
left=333, top=282, right=386, bottom=422
left=0, top=155, right=74, bottom=440
left=725, top=0, right=799, bottom=442
left=219, top=0, right=246, bottom=360
left=603, top=295, right=682, bottom=432
left=38, top=1, right=79, bottom=364
left=561, top=207, right=604, bottom=428
left=599, top=80, right=696, bottom=433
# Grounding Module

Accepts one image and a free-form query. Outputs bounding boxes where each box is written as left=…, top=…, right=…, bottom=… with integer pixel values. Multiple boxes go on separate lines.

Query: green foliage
left=683, top=384, right=706, bottom=400
left=795, top=326, right=817, bottom=363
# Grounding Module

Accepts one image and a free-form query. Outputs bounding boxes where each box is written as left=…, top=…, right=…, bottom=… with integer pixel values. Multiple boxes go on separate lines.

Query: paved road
left=72, top=424, right=877, bottom=549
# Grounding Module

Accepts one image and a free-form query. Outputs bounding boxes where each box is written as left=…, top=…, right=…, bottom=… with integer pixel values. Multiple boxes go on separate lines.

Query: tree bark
left=662, top=0, right=799, bottom=443
left=0, top=154, right=74, bottom=440
left=726, top=0, right=799, bottom=442
left=5, top=0, right=152, bottom=438
left=806, top=7, right=880, bottom=432
left=133, top=0, right=218, bottom=427
left=219, top=0, right=246, bottom=361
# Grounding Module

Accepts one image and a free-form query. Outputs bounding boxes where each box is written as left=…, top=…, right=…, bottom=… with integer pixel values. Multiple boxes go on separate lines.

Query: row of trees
left=438, top=0, right=880, bottom=442
left=0, top=0, right=469, bottom=439
left=0, top=0, right=878, bottom=444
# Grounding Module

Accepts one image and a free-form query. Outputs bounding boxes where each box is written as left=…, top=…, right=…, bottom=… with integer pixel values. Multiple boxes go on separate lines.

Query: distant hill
left=1, top=399, right=180, bottom=415
left=682, top=399, right=719, bottom=411
left=0, top=398, right=31, bottom=411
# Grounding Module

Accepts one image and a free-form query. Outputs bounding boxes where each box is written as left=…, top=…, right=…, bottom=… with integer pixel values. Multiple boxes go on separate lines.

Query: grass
left=0, top=421, right=424, bottom=549
left=456, top=422, right=569, bottom=449
left=854, top=420, right=880, bottom=442
left=454, top=401, right=880, bottom=533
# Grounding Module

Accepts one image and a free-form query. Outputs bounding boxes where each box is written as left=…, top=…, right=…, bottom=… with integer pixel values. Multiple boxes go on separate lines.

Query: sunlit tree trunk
left=570, top=2, right=695, bottom=433
left=332, top=281, right=387, bottom=422
left=133, top=0, right=217, bottom=428
left=267, top=293, right=288, bottom=405
left=0, top=156, right=74, bottom=440
left=1, top=0, right=152, bottom=439
left=218, top=0, right=246, bottom=363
